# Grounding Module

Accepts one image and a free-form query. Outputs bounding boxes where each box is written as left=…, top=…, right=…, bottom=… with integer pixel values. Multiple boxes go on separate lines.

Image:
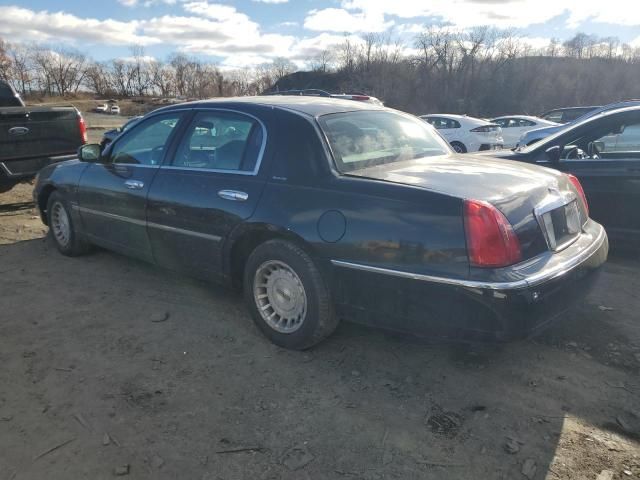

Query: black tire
left=243, top=239, right=338, bottom=350
left=450, top=141, right=467, bottom=153
left=46, top=191, right=90, bottom=256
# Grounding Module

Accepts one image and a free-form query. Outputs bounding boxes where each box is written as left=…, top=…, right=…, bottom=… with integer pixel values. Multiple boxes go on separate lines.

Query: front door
left=76, top=112, right=186, bottom=261
left=146, top=109, right=269, bottom=278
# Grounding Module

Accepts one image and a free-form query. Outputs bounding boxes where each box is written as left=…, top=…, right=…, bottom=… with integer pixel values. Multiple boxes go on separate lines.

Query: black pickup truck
left=0, top=81, right=87, bottom=193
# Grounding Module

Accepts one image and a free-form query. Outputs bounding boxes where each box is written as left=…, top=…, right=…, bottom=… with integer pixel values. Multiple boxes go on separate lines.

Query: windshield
left=319, top=111, right=450, bottom=172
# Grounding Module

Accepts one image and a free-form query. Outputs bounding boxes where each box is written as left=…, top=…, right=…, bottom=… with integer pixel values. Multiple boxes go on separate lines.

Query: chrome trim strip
left=146, top=221, right=222, bottom=242
left=74, top=205, right=146, bottom=226
left=74, top=206, right=222, bottom=242
left=331, top=225, right=606, bottom=291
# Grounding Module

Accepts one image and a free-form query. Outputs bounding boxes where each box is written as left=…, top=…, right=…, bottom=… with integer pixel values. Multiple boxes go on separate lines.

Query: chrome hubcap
left=253, top=260, right=307, bottom=334
left=51, top=201, right=71, bottom=247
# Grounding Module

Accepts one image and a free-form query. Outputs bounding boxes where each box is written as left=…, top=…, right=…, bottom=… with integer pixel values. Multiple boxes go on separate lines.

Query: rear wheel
left=450, top=141, right=467, bottom=153
left=47, top=191, right=90, bottom=256
left=243, top=239, right=338, bottom=350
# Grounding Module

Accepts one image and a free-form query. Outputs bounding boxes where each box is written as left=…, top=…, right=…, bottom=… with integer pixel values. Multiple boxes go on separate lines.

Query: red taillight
left=351, top=95, right=370, bottom=101
left=78, top=115, right=88, bottom=144
left=464, top=199, right=522, bottom=268
left=567, top=174, right=588, bottom=216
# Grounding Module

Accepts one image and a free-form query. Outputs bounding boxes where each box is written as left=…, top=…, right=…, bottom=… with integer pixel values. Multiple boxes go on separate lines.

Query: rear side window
left=542, top=111, right=563, bottom=123
left=172, top=111, right=264, bottom=172
left=427, top=117, right=460, bottom=129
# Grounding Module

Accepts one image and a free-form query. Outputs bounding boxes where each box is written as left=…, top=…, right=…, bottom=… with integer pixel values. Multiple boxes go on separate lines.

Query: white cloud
left=118, top=0, right=177, bottom=7
left=305, top=0, right=640, bottom=32
left=0, top=6, right=157, bottom=45
left=304, top=7, right=393, bottom=33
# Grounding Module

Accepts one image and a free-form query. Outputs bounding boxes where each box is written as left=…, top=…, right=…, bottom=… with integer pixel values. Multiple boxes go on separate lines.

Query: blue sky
left=1, top=0, right=639, bottom=68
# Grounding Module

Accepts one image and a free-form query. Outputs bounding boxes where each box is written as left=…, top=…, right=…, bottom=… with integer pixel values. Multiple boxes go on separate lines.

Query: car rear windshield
left=319, top=111, right=450, bottom=172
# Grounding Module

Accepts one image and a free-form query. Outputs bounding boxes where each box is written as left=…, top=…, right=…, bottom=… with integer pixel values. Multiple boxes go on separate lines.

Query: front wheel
left=243, top=239, right=338, bottom=350
left=47, top=191, right=90, bottom=256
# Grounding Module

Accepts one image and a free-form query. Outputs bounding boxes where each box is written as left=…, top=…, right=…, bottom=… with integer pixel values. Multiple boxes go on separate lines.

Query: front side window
left=172, top=111, right=264, bottom=172
left=320, top=111, right=451, bottom=172
left=110, top=113, right=182, bottom=165
left=544, top=112, right=640, bottom=159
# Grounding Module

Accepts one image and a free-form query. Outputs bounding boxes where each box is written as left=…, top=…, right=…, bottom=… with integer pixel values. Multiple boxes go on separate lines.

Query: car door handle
left=218, top=190, right=248, bottom=201
left=124, top=180, right=144, bottom=190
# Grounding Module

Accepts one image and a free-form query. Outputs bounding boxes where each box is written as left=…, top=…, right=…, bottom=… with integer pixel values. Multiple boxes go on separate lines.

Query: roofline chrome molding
left=73, top=206, right=222, bottom=242
left=331, top=225, right=606, bottom=291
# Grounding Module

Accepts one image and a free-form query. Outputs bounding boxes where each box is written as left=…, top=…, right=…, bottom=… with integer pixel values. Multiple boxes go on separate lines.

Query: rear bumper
left=0, top=154, right=76, bottom=180
left=331, top=221, right=608, bottom=341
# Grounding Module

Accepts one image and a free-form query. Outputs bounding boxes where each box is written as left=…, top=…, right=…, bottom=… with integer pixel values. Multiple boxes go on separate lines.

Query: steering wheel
left=562, top=146, right=587, bottom=160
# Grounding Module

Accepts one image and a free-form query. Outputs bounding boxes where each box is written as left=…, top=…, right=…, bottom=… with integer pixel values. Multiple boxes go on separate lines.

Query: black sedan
left=487, top=106, right=640, bottom=250
left=34, top=97, right=608, bottom=349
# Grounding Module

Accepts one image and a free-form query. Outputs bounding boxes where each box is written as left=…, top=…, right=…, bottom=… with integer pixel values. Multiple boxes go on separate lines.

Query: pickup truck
left=0, top=80, right=87, bottom=193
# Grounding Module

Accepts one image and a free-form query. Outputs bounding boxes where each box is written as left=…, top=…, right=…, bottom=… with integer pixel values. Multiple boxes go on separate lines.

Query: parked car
left=486, top=106, right=640, bottom=249
left=490, top=115, right=559, bottom=149
left=95, top=103, right=108, bottom=113
left=540, top=106, right=600, bottom=124
left=100, top=116, right=143, bottom=148
left=110, top=105, right=121, bottom=115
left=34, top=97, right=607, bottom=349
left=0, top=80, right=87, bottom=193
left=265, top=89, right=383, bottom=106
left=420, top=114, right=503, bottom=153
left=518, top=100, right=640, bottom=148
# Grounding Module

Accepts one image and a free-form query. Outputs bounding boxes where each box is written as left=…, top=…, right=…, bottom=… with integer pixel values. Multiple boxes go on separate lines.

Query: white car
left=490, top=115, right=560, bottom=148
left=95, top=103, right=108, bottom=113
left=109, top=105, right=121, bottom=115
left=420, top=114, right=503, bottom=153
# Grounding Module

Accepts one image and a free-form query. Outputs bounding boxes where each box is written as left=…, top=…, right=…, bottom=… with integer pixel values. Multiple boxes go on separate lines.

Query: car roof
left=422, top=114, right=491, bottom=126
left=491, top=115, right=544, bottom=122
left=157, top=95, right=386, bottom=117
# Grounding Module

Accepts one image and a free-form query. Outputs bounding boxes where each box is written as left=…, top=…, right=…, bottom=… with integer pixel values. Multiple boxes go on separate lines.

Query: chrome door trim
left=73, top=206, right=222, bottom=242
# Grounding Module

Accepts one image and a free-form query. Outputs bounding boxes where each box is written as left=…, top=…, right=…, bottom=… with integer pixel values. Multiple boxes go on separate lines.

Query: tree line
left=0, top=40, right=297, bottom=99
left=2, top=29, right=640, bottom=116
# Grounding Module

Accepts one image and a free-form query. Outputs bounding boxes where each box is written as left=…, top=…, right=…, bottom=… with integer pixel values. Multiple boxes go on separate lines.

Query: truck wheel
left=244, top=239, right=338, bottom=350
left=47, top=191, right=90, bottom=256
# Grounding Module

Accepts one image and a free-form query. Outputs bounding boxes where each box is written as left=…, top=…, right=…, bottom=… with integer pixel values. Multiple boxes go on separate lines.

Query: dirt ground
left=0, top=182, right=639, bottom=480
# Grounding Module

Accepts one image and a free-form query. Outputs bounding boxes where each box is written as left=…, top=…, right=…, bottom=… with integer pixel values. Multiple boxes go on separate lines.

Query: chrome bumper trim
left=331, top=225, right=607, bottom=291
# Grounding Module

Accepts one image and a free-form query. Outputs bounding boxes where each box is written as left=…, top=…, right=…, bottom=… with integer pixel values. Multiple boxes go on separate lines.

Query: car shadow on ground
left=0, top=238, right=638, bottom=480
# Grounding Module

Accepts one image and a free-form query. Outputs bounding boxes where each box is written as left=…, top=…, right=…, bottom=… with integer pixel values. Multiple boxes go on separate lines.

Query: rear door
left=76, top=111, right=187, bottom=262
left=555, top=110, right=640, bottom=240
left=146, top=108, right=270, bottom=278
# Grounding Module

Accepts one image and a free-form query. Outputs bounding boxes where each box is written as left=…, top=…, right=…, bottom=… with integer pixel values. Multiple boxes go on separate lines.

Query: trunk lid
left=348, top=153, right=583, bottom=260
